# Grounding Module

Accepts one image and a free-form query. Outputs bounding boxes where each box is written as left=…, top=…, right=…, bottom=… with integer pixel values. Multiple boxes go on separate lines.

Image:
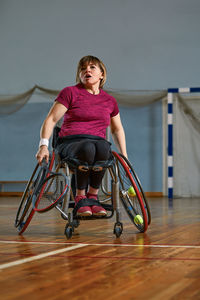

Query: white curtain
left=173, top=94, right=200, bottom=197
left=0, top=85, right=167, bottom=115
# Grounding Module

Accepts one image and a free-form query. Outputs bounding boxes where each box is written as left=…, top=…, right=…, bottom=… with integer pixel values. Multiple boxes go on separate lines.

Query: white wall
left=0, top=0, right=200, bottom=92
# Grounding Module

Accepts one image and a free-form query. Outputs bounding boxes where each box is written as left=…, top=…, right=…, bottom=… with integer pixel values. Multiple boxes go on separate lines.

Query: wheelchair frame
left=15, top=147, right=151, bottom=238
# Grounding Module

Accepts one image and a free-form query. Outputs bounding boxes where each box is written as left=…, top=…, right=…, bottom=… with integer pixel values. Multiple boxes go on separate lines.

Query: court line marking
left=0, top=240, right=200, bottom=249
left=59, top=255, right=200, bottom=261
left=0, top=243, right=87, bottom=271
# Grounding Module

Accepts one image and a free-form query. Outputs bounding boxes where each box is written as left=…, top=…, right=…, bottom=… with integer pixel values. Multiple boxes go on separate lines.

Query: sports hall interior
left=0, top=1, right=199, bottom=299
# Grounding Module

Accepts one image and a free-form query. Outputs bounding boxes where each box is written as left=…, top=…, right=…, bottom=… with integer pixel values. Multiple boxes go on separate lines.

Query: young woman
left=36, top=55, right=127, bottom=217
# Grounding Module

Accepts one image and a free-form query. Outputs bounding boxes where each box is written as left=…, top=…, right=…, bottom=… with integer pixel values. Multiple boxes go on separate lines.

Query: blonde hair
left=76, top=55, right=107, bottom=88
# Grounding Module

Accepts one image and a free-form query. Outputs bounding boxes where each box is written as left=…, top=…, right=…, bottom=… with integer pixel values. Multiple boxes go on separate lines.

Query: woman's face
left=79, top=62, right=103, bottom=88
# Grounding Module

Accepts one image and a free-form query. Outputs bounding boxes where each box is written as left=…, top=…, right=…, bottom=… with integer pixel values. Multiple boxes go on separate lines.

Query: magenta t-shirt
left=55, top=84, right=119, bottom=139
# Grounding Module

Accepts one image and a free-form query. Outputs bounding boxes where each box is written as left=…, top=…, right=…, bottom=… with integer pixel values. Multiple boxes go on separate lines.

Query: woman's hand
left=36, top=146, right=49, bottom=165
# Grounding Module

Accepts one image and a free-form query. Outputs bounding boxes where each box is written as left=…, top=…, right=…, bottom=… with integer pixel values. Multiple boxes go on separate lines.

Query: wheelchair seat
left=52, top=125, right=114, bottom=172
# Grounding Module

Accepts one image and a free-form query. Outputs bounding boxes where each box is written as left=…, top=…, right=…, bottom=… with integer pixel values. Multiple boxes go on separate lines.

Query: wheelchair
left=15, top=127, right=151, bottom=239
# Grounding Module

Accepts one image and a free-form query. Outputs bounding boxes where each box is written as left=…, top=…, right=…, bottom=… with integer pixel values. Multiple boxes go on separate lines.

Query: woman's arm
left=110, top=113, right=128, bottom=158
left=36, top=101, right=67, bottom=164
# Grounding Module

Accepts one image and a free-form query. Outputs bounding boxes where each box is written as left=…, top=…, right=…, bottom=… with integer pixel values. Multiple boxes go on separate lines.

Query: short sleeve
left=110, top=97, right=119, bottom=118
left=55, top=87, right=72, bottom=109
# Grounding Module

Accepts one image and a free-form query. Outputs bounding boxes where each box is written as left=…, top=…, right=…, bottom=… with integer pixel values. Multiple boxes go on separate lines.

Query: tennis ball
left=128, top=186, right=136, bottom=196
left=134, top=214, right=143, bottom=225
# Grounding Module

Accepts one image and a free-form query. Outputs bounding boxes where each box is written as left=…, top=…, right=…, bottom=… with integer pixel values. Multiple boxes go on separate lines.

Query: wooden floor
left=0, top=196, right=199, bottom=300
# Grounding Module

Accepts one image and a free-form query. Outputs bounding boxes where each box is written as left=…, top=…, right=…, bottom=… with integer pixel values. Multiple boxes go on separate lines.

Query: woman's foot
left=75, top=195, right=92, bottom=217
left=87, top=193, right=107, bottom=216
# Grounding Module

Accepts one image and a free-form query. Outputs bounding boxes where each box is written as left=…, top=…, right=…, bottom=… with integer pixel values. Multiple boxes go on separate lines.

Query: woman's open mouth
left=85, top=74, right=92, bottom=79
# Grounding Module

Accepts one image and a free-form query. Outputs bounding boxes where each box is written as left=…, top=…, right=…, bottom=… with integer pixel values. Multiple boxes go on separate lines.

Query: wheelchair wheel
left=112, top=152, right=149, bottom=233
left=15, top=153, right=55, bottom=234
left=118, top=153, right=151, bottom=225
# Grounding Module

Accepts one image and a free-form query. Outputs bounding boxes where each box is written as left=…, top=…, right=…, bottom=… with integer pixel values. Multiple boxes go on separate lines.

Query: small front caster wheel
left=113, top=222, right=123, bottom=238
left=65, top=226, right=73, bottom=239
left=114, top=227, right=122, bottom=238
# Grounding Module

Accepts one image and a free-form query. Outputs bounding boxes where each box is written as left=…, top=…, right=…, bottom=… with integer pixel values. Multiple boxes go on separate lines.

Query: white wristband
left=39, top=138, right=49, bottom=148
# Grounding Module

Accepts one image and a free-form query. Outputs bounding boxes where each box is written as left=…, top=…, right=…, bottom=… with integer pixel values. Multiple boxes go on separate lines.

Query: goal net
left=167, top=89, right=200, bottom=197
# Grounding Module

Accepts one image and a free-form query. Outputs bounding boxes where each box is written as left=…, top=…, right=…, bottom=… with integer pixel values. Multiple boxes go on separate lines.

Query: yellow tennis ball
left=128, top=186, right=136, bottom=196
left=134, top=215, right=143, bottom=225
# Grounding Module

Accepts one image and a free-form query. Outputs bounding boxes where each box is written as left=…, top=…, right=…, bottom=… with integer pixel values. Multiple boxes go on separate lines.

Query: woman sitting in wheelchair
left=36, top=55, right=128, bottom=217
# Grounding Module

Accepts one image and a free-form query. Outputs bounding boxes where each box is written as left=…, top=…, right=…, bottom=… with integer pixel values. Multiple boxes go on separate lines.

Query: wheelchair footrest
left=73, top=199, right=100, bottom=215
left=72, top=198, right=114, bottom=218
